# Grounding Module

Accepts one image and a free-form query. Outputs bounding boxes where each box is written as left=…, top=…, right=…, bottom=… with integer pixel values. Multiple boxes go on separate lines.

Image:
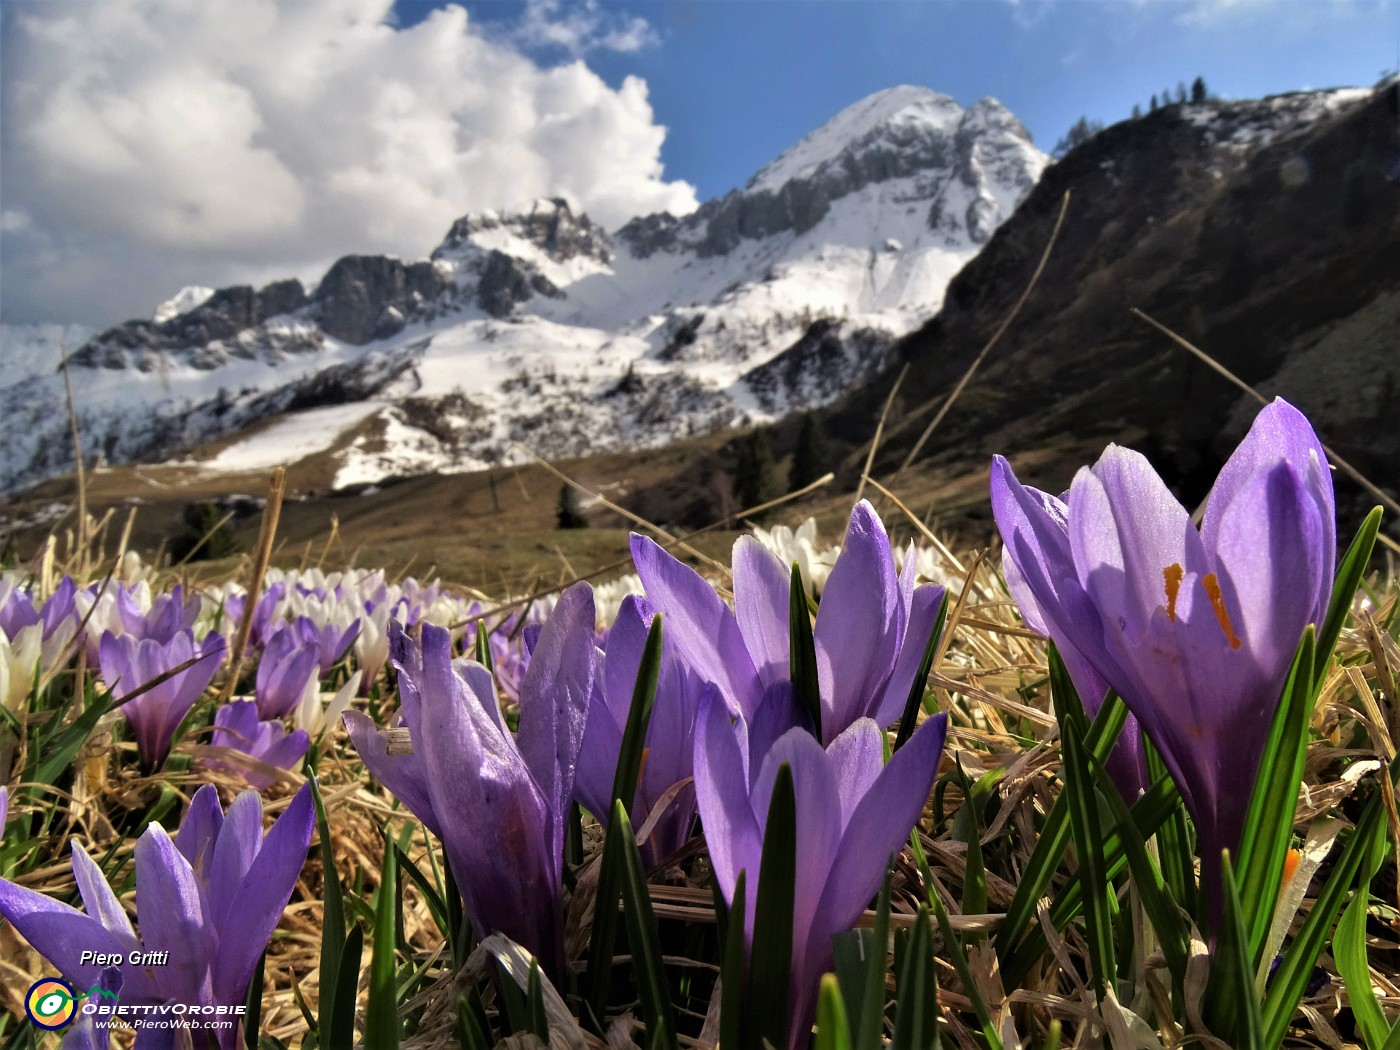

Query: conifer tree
left=789, top=411, right=831, bottom=491
left=1190, top=76, right=1208, bottom=103
left=734, top=429, right=782, bottom=513
left=556, top=484, right=587, bottom=529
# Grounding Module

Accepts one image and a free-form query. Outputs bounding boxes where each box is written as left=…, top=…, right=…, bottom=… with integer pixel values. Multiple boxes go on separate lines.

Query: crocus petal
left=211, top=783, right=313, bottom=1006
left=259, top=728, right=311, bottom=774
left=0, top=878, right=142, bottom=993
left=412, top=625, right=558, bottom=971
left=750, top=726, right=841, bottom=978
left=343, top=710, right=441, bottom=837
left=574, top=679, right=625, bottom=821
left=824, top=719, right=886, bottom=828
left=692, top=689, right=760, bottom=909
left=732, top=536, right=791, bottom=690
left=1213, top=462, right=1327, bottom=678
left=631, top=534, right=763, bottom=717
left=1202, top=398, right=1334, bottom=606
left=869, top=584, right=945, bottom=729
left=813, top=501, right=902, bottom=739
left=72, top=843, right=135, bottom=940
left=174, top=785, right=225, bottom=878
left=813, top=713, right=947, bottom=958
left=134, top=825, right=215, bottom=1005
left=1070, top=448, right=1212, bottom=641
left=319, top=670, right=362, bottom=734
left=745, top=681, right=810, bottom=780
left=206, top=791, right=263, bottom=930
left=516, top=581, right=596, bottom=854
left=602, top=596, right=654, bottom=727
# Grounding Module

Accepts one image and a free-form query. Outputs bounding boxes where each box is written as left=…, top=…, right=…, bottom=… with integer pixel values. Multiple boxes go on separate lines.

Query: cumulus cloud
left=0, top=0, right=697, bottom=326
left=510, top=0, right=660, bottom=56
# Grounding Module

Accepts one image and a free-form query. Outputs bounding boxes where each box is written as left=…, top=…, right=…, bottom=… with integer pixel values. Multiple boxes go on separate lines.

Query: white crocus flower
left=355, top=604, right=391, bottom=688
left=593, top=573, right=644, bottom=628
left=0, top=625, right=43, bottom=713
left=74, top=586, right=124, bottom=660
left=117, top=550, right=154, bottom=586
left=893, top=542, right=961, bottom=592
left=752, top=517, right=840, bottom=595
left=294, top=669, right=362, bottom=738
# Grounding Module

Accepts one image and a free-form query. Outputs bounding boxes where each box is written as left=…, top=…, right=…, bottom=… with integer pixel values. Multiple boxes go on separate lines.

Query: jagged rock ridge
left=4, top=85, right=1050, bottom=492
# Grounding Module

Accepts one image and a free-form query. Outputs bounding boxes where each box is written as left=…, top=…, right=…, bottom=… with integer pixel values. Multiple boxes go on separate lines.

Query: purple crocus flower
left=344, top=582, right=596, bottom=979
left=222, top=583, right=286, bottom=651
left=0, top=577, right=76, bottom=639
left=631, top=500, right=946, bottom=746
left=573, top=595, right=707, bottom=866
left=0, top=783, right=313, bottom=1050
left=209, top=700, right=310, bottom=789
left=990, top=398, right=1334, bottom=921
left=287, top=615, right=361, bottom=674
left=98, top=629, right=225, bottom=770
left=991, top=470, right=1151, bottom=800
left=697, top=694, right=949, bottom=1049
left=255, top=626, right=321, bottom=719
left=119, top=584, right=201, bottom=644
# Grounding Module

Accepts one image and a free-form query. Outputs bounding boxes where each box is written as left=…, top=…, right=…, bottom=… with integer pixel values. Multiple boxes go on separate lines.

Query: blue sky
left=445, top=0, right=1399, bottom=200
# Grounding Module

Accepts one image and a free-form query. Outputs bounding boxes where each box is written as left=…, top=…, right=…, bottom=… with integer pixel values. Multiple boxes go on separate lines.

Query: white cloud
left=0, top=0, right=696, bottom=326
left=510, top=0, right=660, bottom=56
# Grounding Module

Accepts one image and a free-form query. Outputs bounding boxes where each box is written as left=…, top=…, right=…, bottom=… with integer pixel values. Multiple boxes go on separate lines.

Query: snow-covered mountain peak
left=432, top=197, right=611, bottom=269
left=153, top=286, right=216, bottom=324
left=748, top=85, right=965, bottom=194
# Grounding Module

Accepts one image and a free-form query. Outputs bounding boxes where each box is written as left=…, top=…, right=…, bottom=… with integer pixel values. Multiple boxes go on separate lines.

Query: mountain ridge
left=0, top=86, right=1046, bottom=495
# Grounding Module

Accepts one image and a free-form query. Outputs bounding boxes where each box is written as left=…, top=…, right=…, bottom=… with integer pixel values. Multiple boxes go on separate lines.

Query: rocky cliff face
left=811, top=85, right=1398, bottom=533
left=2, top=86, right=1048, bottom=493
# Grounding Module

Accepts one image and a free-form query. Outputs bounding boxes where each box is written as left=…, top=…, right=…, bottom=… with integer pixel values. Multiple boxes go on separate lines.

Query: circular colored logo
left=25, top=978, right=77, bottom=1030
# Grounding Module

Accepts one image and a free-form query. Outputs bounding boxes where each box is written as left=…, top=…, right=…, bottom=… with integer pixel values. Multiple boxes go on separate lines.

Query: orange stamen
left=1163, top=563, right=1184, bottom=623
left=638, top=746, right=651, bottom=785
left=1201, top=573, right=1243, bottom=649
left=1281, top=847, right=1302, bottom=889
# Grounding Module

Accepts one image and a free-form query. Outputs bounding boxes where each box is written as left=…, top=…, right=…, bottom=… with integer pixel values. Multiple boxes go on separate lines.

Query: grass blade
left=610, top=615, right=664, bottom=818
left=1060, top=717, right=1116, bottom=1000
left=1316, top=506, right=1382, bottom=681
left=751, top=762, right=797, bottom=1050
left=589, top=615, right=664, bottom=1021
left=1335, top=886, right=1390, bottom=1049
left=717, top=872, right=748, bottom=1050
left=1084, top=748, right=1189, bottom=987
left=892, top=906, right=939, bottom=1050
left=996, top=654, right=1128, bottom=968
left=894, top=591, right=948, bottom=750
left=1264, top=790, right=1389, bottom=1047
left=455, top=994, right=492, bottom=1050
left=611, top=799, right=679, bottom=1049
left=1235, top=626, right=1314, bottom=968
left=242, top=948, right=266, bottom=1050
left=1004, top=773, right=1181, bottom=989
left=365, top=834, right=400, bottom=1050
left=856, top=867, right=893, bottom=1050
left=815, top=974, right=855, bottom=1050
left=526, top=961, right=549, bottom=1041
left=310, top=775, right=346, bottom=1039
left=790, top=564, right=823, bottom=739
left=1209, top=852, right=1263, bottom=1049
left=323, top=924, right=363, bottom=1050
